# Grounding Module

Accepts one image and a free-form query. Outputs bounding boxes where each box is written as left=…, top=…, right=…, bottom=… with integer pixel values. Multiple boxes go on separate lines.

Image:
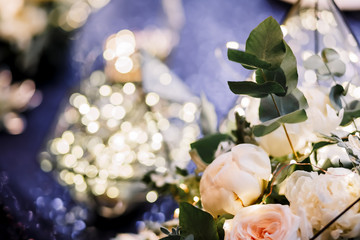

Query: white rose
left=200, top=144, right=271, bottom=216
left=285, top=168, right=360, bottom=239
left=224, top=204, right=300, bottom=240
left=301, top=86, right=343, bottom=137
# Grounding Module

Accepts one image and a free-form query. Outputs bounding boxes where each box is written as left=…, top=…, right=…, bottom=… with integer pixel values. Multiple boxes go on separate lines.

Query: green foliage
left=190, top=133, right=232, bottom=164
left=228, top=49, right=272, bottom=70
left=231, top=113, right=256, bottom=144
left=215, top=214, right=234, bottom=240
left=228, top=80, right=285, bottom=98
left=341, top=100, right=360, bottom=126
left=226, top=16, right=307, bottom=136
left=179, top=202, right=219, bottom=240
left=253, top=109, right=307, bottom=137
left=259, top=89, right=308, bottom=122
left=329, top=84, right=345, bottom=110
left=245, top=16, right=286, bottom=70
left=159, top=226, right=194, bottom=240
left=304, top=48, right=346, bottom=80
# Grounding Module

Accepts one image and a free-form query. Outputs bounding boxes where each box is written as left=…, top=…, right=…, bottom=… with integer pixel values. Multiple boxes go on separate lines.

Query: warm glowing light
left=64, top=154, right=77, bottom=168
left=87, top=121, right=100, bottom=133
left=72, top=145, right=84, bottom=158
left=226, top=41, right=240, bottom=49
left=56, top=139, right=70, bottom=154
left=115, top=57, right=134, bottom=74
left=193, top=196, right=200, bottom=203
left=174, top=208, right=180, bottom=218
left=145, top=92, right=160, bottom=106
left=110, top=92, right=124, bottom=105
left=146, top=191, right=158, bottom=203
left=99, top=85, right=112, bottom=96
left=123, top=83, right=136, bottom=95
left=107, top=187, right=120, bottom=198
left=79, top=104, right=90, bottom=115
left=40, top=159, right=52, bottom=172
left=62, top=131, right=75, bottom=144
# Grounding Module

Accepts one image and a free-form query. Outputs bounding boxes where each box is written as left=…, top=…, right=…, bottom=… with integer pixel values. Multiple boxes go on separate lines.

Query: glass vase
left=281, top=0, right=360, bottom=86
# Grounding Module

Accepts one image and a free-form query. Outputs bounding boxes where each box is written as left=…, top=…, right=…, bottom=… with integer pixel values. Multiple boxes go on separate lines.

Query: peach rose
left=224, top=204, right=300, bottom=240
left=200, top=144, right=271, bottom=216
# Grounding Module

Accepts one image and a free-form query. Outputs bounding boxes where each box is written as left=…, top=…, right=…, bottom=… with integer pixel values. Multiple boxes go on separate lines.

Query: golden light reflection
left=41, top=29, right=200, bottom=217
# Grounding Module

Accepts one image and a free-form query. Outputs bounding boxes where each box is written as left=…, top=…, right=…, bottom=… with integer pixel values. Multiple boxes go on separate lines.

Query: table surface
left=0, top=0, right=360, bottom=239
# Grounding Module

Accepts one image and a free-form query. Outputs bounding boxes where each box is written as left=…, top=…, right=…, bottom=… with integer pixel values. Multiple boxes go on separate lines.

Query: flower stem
left=270, top=94, right=299, bottom=161
left=310, top=196, right=360, bottom=240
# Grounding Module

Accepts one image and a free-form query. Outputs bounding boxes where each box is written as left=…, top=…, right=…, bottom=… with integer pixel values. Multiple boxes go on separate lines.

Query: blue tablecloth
left=0, top=0, right=359, bottom=239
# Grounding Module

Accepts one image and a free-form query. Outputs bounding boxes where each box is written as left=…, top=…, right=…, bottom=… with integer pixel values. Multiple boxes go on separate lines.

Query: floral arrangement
left=135, top=16, right=360, bottom=240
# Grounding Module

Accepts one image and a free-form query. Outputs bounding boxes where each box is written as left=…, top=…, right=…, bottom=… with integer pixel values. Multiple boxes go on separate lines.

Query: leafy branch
left=227, top=17, right=308, bottom=159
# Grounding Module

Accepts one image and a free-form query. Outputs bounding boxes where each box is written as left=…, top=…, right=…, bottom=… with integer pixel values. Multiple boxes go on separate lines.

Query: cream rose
left=200, top=144, right=271, bottom=216
left=285, top=168, right=360, bottom=239
left=224, top=204, right=300, bottom=240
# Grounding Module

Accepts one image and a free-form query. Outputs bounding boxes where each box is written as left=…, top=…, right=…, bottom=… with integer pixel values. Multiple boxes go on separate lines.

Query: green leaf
left=280, top=42, right=298, bottom=94
left=228, top=81, right=286, bottom=98
left=215, top=214, right=233, bottom=240
left=161, top=227, right=171, bottom=235
left=329, top=84, right=345, bottom=110
left=293, top=157, right=313, bottom=172
left=253, top=109, right=307, bottom=137
left=179, top=202, right=219, bottom=240
left=255, top=68, right=287, bottom=96
left=227, top=49, right=272, bottom=70
left=303, top=55, right=324, bottom=70
left=259, top=88, right=308, bottom=122
left=321, top=48, right=340, bottom=63
left=245, top=17, right=286, bottom=70
left=190, top=133, right=232, bottom=164
left=341, top=100, right=360, bottom=126
left=326, top=60, right=346, bottom=77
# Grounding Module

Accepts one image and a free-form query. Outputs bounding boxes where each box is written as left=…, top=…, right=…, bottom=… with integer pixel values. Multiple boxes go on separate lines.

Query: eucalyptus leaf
left=161, top=227, right=171, bottom=235
left=303, top=55, right=324, bottom=70
left=280, top=42, right=298, bottom=95
left=227, top=49, right=272, bottom=70
left=341, top=100, right=360, bottom=126
left=253, top=109, right=307, bottom=137
left=190, top=133, right=232, bottom=164
left=179, top=202, right=219, bottom=240
left=326, top=59, right=346, bottom=77
left=321, top=48, right=340, bottom=63
left=259, top=89, right=307, bottom=122
left=245, top=17, right=286, bottom=70
left=228, top=81, right=286, bottom=98
left=329, top=84, right=345, bottom=110
left=255, top=68, right=287, bottom=96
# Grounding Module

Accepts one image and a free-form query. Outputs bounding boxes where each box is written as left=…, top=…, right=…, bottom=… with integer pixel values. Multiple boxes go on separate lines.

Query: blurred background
left=0, top=0, right=359, bottom=239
